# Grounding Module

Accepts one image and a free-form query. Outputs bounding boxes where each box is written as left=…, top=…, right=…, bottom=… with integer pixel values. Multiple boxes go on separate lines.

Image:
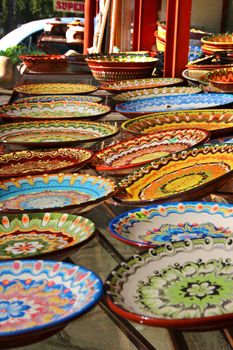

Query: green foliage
left=0, top=45, right=44, bottom=65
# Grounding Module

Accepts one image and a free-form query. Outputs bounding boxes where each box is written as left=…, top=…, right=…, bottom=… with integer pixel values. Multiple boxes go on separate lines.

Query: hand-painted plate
left=112, top=86, right=202, bottom=102
left=0, top=212, right=95, bottom=260
left=105, top=237, right=233, bottom=330
left=115, top=93, right=233, bottom=118
left=114, top=144, right=233, bottom=206
left=109, top=202, right=233, bottom=248
left=14, top=94, right=103, bottom=104
left=14, top=83, right=97, bottom=95
left=0, top=148, right=93, bottom=179
left=0, top=120, right=119, bottom=149
left=91, top=128, right=209, bottom=176
left=0, top=101, right=110, bottom=122
left=121, top=109, right=233, bottom=138
left=0, top=260, right=103, bottom=347
left=0, top=173, right=117, bottom=214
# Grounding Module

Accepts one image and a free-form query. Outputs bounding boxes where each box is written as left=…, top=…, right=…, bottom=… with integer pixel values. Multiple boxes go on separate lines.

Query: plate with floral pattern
left=0, top=212, right=95, bottom=260
left=14, top=94, right=103, bottom=104
left=0, top=260, right=103, bottom=347
left=109, top=202, right=233, bottom=248
left=14, top=82, right=97, bottom=95
left=0, top=173, right=117, bottom=214
left=105, top=237, right=233, bottom=330
left=114, top=144, right=233, bottom=206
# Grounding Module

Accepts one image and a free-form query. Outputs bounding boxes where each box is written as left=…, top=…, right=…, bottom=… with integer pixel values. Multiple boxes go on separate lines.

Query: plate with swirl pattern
left=14, top=82, right=97, bottom=95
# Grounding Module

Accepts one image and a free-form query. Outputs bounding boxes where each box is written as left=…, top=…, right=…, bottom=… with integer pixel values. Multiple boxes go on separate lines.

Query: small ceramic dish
left=14, top=94, right=103, bottom=104
left=204, top=68, right=233, bottom=91
left=0, top=173, right=117, bottom=214
left=0, top=260, right=103, bottom=347
left=0, top=212, right=95, bottom=260
left=14, top=82, right=97, bottom=95
left=201, top=33, right=233, bottom=48
left=20, top=54, right=68, bottom=72
left=113, top=143, right=233, bottom=206
left=91, top=128, right=209, bottom=176
left=0, top=148, right=93, bottom=179
left=105, top=237, right=233, bottom=330
left=109, top=201, right=233, bottom=248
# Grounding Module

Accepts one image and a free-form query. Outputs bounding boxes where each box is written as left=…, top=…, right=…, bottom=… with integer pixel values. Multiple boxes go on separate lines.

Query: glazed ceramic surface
left=121, top=109, right=233, bottom=138
left=0, top=173, right=117, bottom=213
left=14, top=94, right=103, bottom=104
left=208, top=136, right=233, bottom=144
left=114, top=144, right=233, bottom=205
left=0, top=260, right=102, bottom=345
left=91, top=128, right=209, bottom=176
left=14, top=83, right=97, bottom=95
left=105, top=237, right=233, bottom=330
left=109, top=202, right=233, bottom=248
left=201, top=33, right=233, bottom=47
left=203, top=68, right=233, bottom=91
left=115, top=93, right=233, bottom=118
left=0, top=148, right=93, bottom=179
left=0, top=212, right=95, bottom=260
left=0, top=101, right=110, bottom=121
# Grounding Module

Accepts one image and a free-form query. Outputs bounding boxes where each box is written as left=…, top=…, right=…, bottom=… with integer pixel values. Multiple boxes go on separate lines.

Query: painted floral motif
left=5, top=241, right=44, bottom=255
left=0, top=300, right=31, bottom=322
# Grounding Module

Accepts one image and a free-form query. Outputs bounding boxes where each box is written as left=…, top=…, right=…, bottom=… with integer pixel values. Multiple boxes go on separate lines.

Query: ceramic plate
left=0, top=173, right=117, bottom=214
left=14, top=83, right=97, bottom=95
left=0, top=120, right=119, bottom=149
left=204, top=84, right=233, bottom=94
left=112, top=86, right=202, bottom=102
left=0, top=101, right=110, bottom=122
left=0, top=212, right=95, bottom=260
left=105, top=237, right=233, bottom=330
left=115, top=93, right=233, bottom=118
left=0, top=260, right=102, bottom=347
left=114, top=144, right=233, bottom=206
left=101, top=77, right=183, bottom=92
left=14, top=94, right=103, bottom=104
left=0, top=148, right=93, bottom=179
left=91, top=128, right=209, bottom=176
left=121, top=109, right=233, bottom=138
left=109, top=202, right=233, bottom=248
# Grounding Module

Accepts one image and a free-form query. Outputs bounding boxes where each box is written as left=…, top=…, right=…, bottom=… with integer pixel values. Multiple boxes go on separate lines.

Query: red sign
left=54, top=0, right=85, bottom=14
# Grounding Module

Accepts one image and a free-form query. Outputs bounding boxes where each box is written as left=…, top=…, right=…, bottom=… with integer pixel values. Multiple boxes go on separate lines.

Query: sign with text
left=54, top=0, right=85, bottom=14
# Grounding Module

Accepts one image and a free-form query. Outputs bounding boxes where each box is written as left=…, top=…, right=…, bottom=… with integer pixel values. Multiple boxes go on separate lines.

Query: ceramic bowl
left=114, top=143, right=233, bottom=206
left=106, top=237, right=233, bottom=330
left=0, top=173, right=117, bottom=214
left=0, top=148, right=93, bottom=179
left=204, top=68, right=233, bottom=91
left=0, top=212, right=95, bottom=260
left=20, top=54, right=68, bottom=72
left=201, top=33, right=233, bottom=48
left=0, top=260, right=103, bottom=347
left=14, top=94, right=103, bottom=104
left=14, top=83, right=97, bottom=95
left=91, top=128, right=209, bottom=176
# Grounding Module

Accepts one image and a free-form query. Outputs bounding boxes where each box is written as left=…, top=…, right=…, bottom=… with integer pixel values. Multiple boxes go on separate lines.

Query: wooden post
left=83, top=0, right=96, bottom=54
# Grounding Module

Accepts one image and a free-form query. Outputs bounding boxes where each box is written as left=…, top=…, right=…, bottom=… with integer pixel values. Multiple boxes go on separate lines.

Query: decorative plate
left=101, top=77, right=183, bottom=92
left=0, top=260, right=102, bottom=347
left=115, top=93, right=233, bottom=118
left=14, top=83, right=97, bottom=95
left=91, top=128, right=209, bottom=176
left=112, top=86, right=202, bottom=102
left=14, top=94, right=103, bottom=104
left=204, top=84, right=233, bottom=94
left=109, top=202, right=233, bottom=248
left=0, top=212, right=95, bottom=260
left=121, top=109, right=233, bottom=138
left=0, top=120, right=119, bottom=149
left=0, top=101, right=110, bottom=122
left=0, top=173, right=117, bottom=214
left=105, top=237, right=233, bottom=330
left=0, top=148, right=93, bottom=179
left=114, top=143, right=233, bottom=206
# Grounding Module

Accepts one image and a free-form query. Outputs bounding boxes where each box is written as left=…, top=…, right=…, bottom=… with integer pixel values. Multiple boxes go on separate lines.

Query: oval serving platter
left=0, top=173, right=117, bottom=214
left=109, top=201, right=233, bottom=248
left=91, top=128, right=209, bottom=176
left=0, top=212, right=95, bottom=260
left=14, top=82, right=97, bottom=95
left=0, top=101, right=111, bottom=122
left=115, top=93, right=233, bottom=118
left=14, top=94, right=103, bottom=104
left=113, top=143, right=233, bottom=206
left=121, top=109, right=233, bottom=138
left=105, top=237, right=233, bottom=330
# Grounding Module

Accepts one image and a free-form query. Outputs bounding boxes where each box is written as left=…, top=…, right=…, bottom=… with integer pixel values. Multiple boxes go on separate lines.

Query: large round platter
left=0, top=260, right=103, bottom=347
left=14, top=94, right=103, bottom=104
left=105, top=237, right=233, bottom=330
left=121, top=109, right=233, bottom=138
left=0, top=120, right=119, bottom=150
left=0, top=148, right=93, bottom=179
left=109, top=202, right=233, bottom=248
left=14, top=83, right=97, bottom=95
left=91, top=128, right=209, bottom=176
left=0, top=173, right=117, bottom=214
left=115, top=93, right=233, bottom=118
left=0, top=212, right=95, bottom=260
left=0, top=101, right=110, bottom=122
left=112, top=86, right=202, bottom=102
left=114, top=144, right=233, bottom=206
